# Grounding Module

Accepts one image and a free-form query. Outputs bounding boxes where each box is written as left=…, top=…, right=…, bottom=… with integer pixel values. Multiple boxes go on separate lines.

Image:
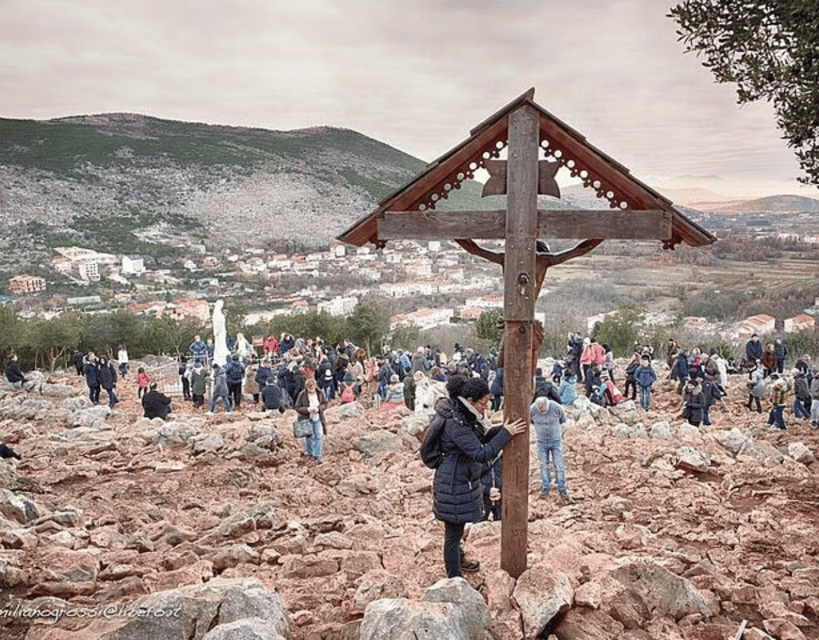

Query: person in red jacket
left=579, top=338, right=606, bottom=386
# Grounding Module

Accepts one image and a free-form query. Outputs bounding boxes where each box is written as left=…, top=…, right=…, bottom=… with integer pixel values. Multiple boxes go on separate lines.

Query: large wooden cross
left=337, top=90, right=714, bottom=578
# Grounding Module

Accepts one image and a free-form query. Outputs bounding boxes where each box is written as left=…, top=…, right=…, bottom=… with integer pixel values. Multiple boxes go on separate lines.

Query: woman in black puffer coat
left=433, top=376, right=525, bottom=578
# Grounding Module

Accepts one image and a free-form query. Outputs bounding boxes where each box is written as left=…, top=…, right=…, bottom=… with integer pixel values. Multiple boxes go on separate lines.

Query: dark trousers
left=228, top=382, right=242, bottom=407
left=181, top=377, right=191, bottom=400
left=103, top=386, right=118, bottom=407
left=624, top=380, right=636, bottom=400
left=444, top=521, right=465, bottom=578
left=192, top=393, right=204, bottom=407
left=747, top=394, right=762, bottom=412
left=768, top=405, right=786, bottom=429
left=482, top=495, right=501, bottom=522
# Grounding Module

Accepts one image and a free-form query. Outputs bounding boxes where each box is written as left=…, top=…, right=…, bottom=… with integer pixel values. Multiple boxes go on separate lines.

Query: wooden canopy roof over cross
left=336, top=89, right=715, bottom=580
left=337, top=88, right=716, bottom=250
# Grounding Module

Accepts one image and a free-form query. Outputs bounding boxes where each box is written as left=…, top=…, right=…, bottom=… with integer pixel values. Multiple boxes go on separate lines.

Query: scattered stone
left=513, top=565, right=574, bottom=638
left=787, top=442, right=815, bottom=464
left=713, top=427, right=748, bottom=454
left=675, top=446, right=711, bottom=472
left=355, top=430, right=404, bottom=457
left=337, top=401, right=365, bottom=419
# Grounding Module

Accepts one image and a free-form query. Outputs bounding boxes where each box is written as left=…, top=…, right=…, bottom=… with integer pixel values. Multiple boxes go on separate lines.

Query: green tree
left=669, top=0, right=819, bottom=185
left=224, top=299, right=249, bottom=335
left=266, top=311, right=346, bottom=347
left=26, top=311, right=86, bottom=371
left=592, top=305, right=643, bottom=357
left=390, top=325, right=422, bottom=352
left=0, top=305, right=24, bottom=362
left=137, top=316, right=187, bottom=357
left=346, top=299, right=390, bottom=357
left=104, top=310, right=144, bottom=355
left=783, top=330, right=819, bottom=362
left=474, top=309, right=504, bottom=346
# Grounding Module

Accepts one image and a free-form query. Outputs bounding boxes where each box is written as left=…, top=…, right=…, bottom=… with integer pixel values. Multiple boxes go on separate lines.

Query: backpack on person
left=419, top=398, right=453, bottom=469
left=419, top=411, right=446, bottom=469
left=340, top=383, right=355, bottom=403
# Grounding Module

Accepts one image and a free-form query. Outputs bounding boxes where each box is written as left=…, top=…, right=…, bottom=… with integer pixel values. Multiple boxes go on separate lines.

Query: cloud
left=0, top=0, right=814, bottom=197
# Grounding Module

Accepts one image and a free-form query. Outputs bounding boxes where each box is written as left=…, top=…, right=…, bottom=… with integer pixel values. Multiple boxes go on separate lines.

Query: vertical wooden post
left=500, top=104, right=538, bottom=578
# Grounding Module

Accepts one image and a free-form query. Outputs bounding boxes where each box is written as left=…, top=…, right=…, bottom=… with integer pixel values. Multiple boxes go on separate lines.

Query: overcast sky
left=2, top=0, right=814, bottom=199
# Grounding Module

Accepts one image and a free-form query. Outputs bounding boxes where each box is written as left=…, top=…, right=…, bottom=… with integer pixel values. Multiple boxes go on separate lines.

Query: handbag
left=293, top=419, right=313, bottom=438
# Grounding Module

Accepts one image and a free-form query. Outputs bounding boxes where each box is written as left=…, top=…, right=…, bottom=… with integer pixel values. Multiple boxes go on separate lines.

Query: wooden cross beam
left=379, top=209, right=672, bottom=241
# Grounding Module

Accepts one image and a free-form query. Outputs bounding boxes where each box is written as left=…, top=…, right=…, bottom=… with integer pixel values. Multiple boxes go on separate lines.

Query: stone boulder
left=22, top=370, right=47, bottom=394
left=360, top=577, right=488, bottom=640
left=649, top=419, right=673, bottom=439
left=244, top=424, right=283, bottom=448
left=68, top=404, right=112, bottom=429
left=787, top=442, right=815, bottom=464
left=353, top=569, right=409, bottom=613
left=190, top=434, right=225, bottom=454
left=609, top=400, right=639, bottom=424
left=611, top=422, right=647, bottom=439
left=609, top=558, right=714, bottom=621
left=154, top=421, right=199, bottom=448
left=6, top=396, right=55, bottom=421
left=202, top=617, right=286, bottom=640
left=355, top=430, right=404, bottom=458
left=739, top=438, right=786, bottom=465
left=513, top=565, right=574, bottom=639
left=712, top=427, right=747, bottom=455
left=62, top=395, right=95, bottom=412
left=399, top=414, right=429, bottom=441
left=41, top=381, right=77, bottom=397
left=337, top=401, right=365, bottom=420
left=97, top=576, right=290, bottom=640
left=675, top=446, right=711, bottom=472
left=422, top=578, right=490, bottom=640
left=0, top=488, right=39, bottom=524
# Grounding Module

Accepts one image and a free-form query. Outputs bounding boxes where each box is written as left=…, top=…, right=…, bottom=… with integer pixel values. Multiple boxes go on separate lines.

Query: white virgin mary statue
left=212, top=299, right=229, bottom=367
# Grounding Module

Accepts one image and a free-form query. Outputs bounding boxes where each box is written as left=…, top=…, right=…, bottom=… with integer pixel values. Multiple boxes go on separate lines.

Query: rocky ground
left=0, top=361, right=818, bottom=640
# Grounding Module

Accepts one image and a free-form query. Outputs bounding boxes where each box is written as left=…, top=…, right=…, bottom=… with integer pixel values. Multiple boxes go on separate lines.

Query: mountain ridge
left=1, top=112, right=817, bottom=275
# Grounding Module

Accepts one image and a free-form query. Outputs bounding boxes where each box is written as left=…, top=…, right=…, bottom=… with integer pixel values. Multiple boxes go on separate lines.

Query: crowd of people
left=739, top=333, right=818, bottom=431
left=4, top=327, right=818, bottom=580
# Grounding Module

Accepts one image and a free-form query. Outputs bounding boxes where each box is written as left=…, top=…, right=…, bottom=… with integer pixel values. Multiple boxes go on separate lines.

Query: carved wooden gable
left=337, top=88, right=715, bottom=249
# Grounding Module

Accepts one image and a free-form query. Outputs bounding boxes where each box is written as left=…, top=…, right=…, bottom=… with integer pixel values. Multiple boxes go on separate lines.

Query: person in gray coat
left=208, top=364, right=232, bottom=415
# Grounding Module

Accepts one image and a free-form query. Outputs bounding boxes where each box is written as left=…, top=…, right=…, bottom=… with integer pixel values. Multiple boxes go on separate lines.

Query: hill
left=0, top=113, right=492, bottom=269
left=3, top=112, right=819, bottom=280
left=698, top=194, right=819, bottom=214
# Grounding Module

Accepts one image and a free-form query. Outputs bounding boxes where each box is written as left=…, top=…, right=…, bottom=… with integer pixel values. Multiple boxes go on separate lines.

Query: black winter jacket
left=84, top=362, right=100, bottom=387
left=433, top=398, right=512, bottom=524
left=5, top=361, right=24, bottom=383
left=98, top=362, right=117, bottom=389
left=225, top=359, right=245, bottom=385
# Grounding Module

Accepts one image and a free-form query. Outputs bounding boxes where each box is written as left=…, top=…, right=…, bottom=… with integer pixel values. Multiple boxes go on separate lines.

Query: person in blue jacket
left=83, top=354, right=101, bottom=404
left=633, top=355, right=658, bottom=411
left=489, top=367, right=504, bottom=411
left=189, top=335, right=209, bottom=365
left=225, top=355, right=245, bottom=408
left=432, top=375, right=525, bottom=579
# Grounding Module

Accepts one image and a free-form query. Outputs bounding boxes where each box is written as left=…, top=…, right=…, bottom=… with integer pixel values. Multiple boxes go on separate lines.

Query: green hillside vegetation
left=0, top=117, right=425, bottom=201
